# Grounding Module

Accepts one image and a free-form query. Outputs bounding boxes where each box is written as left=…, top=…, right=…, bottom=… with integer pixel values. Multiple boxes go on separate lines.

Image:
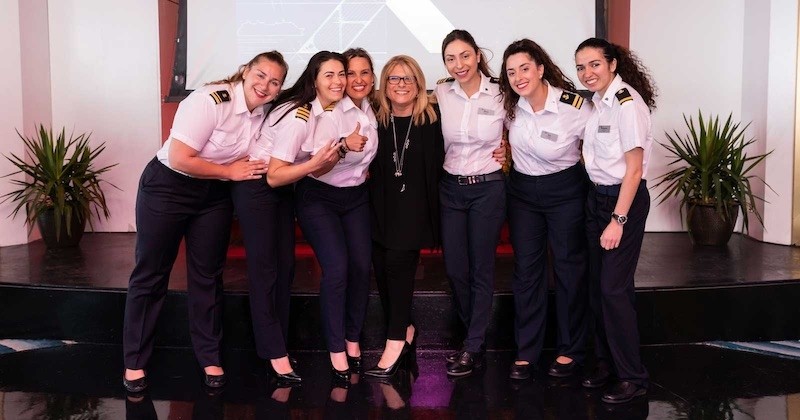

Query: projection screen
left=186, top=0, right=596, bottom=90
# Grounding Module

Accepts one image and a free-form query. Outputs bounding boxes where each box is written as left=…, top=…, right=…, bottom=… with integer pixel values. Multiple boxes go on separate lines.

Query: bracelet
left=339, top=136, right=351, bottom=152
left=337, top=144, right=347, bottom=159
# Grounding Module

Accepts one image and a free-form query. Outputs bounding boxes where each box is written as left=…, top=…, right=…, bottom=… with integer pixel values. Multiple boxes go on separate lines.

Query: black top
left=368, top=107, right=445, bottom=250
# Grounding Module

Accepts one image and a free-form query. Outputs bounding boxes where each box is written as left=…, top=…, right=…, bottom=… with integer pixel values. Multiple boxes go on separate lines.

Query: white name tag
left=541, top=130, right=558, bottom=141
left=598, top=125, right=611, bottom=133
left=477, top=107, right=494, bottom=116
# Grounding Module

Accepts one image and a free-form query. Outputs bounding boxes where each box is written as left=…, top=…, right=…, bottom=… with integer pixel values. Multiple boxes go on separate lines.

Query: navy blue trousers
left=295, top=177, right=371, bottom=353
left=507, top=164, right=589, bottom=363
left=586, top=181, right=650, bottom=387
left=124, top=158, right=232, bottom=369
left=231, top=178, right=295, bottom=360
left=439, top=173, right=506, bottom=353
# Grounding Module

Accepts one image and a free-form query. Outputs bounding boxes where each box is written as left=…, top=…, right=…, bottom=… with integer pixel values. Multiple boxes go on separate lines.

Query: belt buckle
left=457, top=175, right=471, bottom=186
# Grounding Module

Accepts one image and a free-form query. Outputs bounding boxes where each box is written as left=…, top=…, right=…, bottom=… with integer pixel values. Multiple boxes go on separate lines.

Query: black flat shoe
left=582, top=364, right=611, bottom=388
left=509, top=362, right=532, bottom=380
left=123, top=375, right=147, bottom=393
left=365, top=346, right=407, bottom=379
left=204, top=373, right=227, bottom=388
left=548, top=359, right=581, bottom=378
left=445, top=350, right=461, bottom=363
left=601, top=381, right=647, bottom=404
left=446, top=351, right=483, bottom=377
left=346, top=354, right=363, bottom=370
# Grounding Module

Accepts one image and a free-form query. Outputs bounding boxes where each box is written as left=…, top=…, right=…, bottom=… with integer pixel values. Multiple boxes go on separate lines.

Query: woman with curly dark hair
left=574, top=37, right=657, bottom=404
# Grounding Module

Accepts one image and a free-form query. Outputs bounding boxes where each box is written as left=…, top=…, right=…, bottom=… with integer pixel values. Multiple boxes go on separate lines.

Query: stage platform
left=0, top=232, right=799, bottom=351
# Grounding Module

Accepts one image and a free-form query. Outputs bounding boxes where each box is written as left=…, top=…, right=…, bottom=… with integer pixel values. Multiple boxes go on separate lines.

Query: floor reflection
left=1, top=344, right=800, bottom=419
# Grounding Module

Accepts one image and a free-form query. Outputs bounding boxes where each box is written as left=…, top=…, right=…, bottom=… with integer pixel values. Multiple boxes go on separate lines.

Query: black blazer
left=368, top=105, right=445, bottom=249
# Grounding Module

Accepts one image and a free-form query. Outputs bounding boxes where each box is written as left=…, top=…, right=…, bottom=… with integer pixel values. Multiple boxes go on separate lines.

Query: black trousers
left=295, top=177, right=371, bottom=353
left=372, top=243, right=420, bottom=340
left=123, top=158, right=232, bottom=369
left=586, top=181, right=650, bottom=387
left=507, top=164, right=589, bottom=363
left=439, top=173, right=506, bottom=353
left=231, top=178, right=295, bottom=360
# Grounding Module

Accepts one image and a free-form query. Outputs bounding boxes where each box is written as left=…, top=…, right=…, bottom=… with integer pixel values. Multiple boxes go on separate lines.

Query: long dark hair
left=268, top=50, right=347, bottom=125
left=206, top=50, right=288, bottom=86
left=499, top=39, right=576, bottom=121
left=575, top=37, right=657, bottom=110
left=441, top=29, right=494, bottom=78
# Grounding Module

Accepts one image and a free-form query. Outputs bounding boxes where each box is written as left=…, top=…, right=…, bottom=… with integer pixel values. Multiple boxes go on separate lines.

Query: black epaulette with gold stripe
left=615, top=88, right=633, bottom=105
left=209, top=90, right=230, bottom=104
left=437, top=77, right=454, bottom=84
left=295, top=103, right=311, bottom=122
left=324, top=102, right=337, bottom=112
left=559, top=91, right=585, bottom=109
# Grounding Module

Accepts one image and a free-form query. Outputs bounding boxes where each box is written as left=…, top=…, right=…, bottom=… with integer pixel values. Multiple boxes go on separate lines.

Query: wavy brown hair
left=343, top=47, right=377, bottom=110
left=575, top=37, right=657, bottom=111
left=499, top=39, right=577, bottom=122
left=375, top=55, right=437, bottom=126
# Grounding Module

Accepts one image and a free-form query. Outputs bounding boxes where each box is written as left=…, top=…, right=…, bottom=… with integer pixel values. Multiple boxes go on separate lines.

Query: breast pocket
left=477, top=113, right=503, bottom=141
left=594, top=128, right=622, bottom=159
left=207, top=129, right=237, bottom=148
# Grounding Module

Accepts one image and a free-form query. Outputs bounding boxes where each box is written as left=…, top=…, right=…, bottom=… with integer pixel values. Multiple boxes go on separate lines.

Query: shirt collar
left=311, top=97, right=325, bottom=117
left=451, top=73, right=494, bottom=99
left=340, top=95, right=357, bottom=112
left=232, top=82, right=253, bottom=116
left=595, top=74, right=624, bottom=108
left=515, top=83, right=559, bottom=116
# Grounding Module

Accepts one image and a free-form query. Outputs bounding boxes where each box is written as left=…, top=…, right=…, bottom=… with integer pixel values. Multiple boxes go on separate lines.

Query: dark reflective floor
left=1, top=343, right=799, bottom=419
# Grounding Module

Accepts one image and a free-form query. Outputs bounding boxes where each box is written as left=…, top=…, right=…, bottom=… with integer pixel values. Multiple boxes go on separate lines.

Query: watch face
left=618, top=215, right=628, bottom=224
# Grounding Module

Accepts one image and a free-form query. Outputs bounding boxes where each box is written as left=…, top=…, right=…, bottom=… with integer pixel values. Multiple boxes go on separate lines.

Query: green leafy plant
left=2, top=125, right=117, bottom=240
left=652, top=111, right=772, bottom=233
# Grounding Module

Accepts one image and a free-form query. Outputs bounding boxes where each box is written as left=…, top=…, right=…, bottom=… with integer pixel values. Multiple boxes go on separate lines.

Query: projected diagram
left=236, top=0, right=455, bottom=83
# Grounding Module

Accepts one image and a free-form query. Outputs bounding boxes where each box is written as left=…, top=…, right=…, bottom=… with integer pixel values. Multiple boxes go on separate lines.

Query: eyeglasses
left=386, top=75, right=416, bottom=85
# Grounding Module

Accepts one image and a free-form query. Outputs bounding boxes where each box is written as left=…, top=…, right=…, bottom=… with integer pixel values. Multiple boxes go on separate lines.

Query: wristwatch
left=611, top=213, right=628, bottom=225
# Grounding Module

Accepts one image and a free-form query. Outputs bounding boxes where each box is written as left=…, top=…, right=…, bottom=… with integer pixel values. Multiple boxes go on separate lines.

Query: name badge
left=598, top=125, right=611, bottom=134
left=477, top=107, right=494, bottom=116
left=541, top=131, right=558, bottom=141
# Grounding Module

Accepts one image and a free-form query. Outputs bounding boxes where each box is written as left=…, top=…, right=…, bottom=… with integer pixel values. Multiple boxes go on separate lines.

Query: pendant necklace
left=391, top=114, right=412, bottom=192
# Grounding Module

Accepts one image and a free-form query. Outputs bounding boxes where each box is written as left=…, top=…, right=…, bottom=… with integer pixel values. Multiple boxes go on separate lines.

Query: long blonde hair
left=376, top=55, right=437, bottom=126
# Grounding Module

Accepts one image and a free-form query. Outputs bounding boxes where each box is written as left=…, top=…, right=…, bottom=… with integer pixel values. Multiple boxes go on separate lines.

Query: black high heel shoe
left=402, top=325, right=418, bottom=355
left=365, top=343, right=409, bottom=379
left=346, top=354, right=363, bottom=370
left=331, top=367, right=352, bottom=388
left=268, top=360, right=303, bottom=384
left=123, top=375, right=147, bottom=393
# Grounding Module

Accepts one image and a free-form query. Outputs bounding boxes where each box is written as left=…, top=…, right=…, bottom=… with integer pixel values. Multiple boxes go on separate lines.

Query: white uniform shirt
left=508, top=84, right=592, bottom=176
left=435, top=73, right=505, bottom=176
left=310, top=96, right=378, bottom=187
left=252, top=98, right=323, bottom=165
left=157, top=82, right=265, bottom=176
left=583, top=74, right=653, bottom=186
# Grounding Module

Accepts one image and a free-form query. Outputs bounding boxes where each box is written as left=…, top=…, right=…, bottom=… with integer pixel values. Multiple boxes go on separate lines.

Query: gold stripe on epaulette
left=295, top=107, right=310, bottom=121
left=210, top=91, right=222, bottom=104
left=436, top=77, right=454, bottom=84
left=618, top=96, right=633, bottom=105
left=324, top=102, right=336, bottom=112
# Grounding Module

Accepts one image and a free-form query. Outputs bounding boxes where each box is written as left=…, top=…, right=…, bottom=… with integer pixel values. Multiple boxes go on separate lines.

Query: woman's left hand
left=600, top=221, right=623, bottom=250
left=492, top=139, right=507, bottom=164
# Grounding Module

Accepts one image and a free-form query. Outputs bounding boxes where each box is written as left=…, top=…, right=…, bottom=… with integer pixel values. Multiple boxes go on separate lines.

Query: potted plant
left=652, top=111, right=772, bottom=246
left=2, top=125, right=117, bottom=248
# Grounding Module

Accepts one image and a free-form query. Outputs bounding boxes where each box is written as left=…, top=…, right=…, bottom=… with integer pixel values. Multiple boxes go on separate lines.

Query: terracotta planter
left=686, top=202, right=738, bottom=246
left=37, top=209, right=86, bottom=248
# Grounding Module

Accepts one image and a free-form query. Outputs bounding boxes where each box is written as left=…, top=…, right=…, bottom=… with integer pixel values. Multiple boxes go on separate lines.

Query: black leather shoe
left=446, top=351, right=483, bottom=377
left=269, top=365, right=303, bottom=384
left=289, top=356, right=299, bottom=369
left=123, top=375, right=147, bottom=393
left=548, top=359, right=581, bottom=378
left=601, top=381, right=647, bottom=404
left=204, top=373, right=227, bottom=388
left=509, top=362, right=532, bottom=380
left=331, top=368, right=351, bottom=386
left=582, top=364, right=611, bottom=388
left=347, top=354, right=363, bottom=370
left=364, top=346, right=407, bottom=379
left=445, top=350, right=462, bottom=363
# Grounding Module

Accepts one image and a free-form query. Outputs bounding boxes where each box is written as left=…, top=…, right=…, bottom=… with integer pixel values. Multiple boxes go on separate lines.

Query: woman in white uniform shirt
left=265, top=50, right=366, bottom=384
left=499, top=39, right=592, bottom=381
left=574, top=37, right=657, bottom=404
left=297, top=47, right=378, bottom=379
left=123, top=51, right=285, bottom=393
left=436, top=29, right=507, bottom=377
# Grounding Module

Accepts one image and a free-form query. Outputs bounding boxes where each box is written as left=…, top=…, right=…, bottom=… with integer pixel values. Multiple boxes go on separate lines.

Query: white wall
left=0, top=0, right=29, bottom=246
left=47, top=0, right=162, bottom=233
left=631, top=0, right=746, bottom=233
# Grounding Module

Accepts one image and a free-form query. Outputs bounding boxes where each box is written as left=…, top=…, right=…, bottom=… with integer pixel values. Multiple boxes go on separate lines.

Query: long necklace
left=391, top=115, right=412, bottom=192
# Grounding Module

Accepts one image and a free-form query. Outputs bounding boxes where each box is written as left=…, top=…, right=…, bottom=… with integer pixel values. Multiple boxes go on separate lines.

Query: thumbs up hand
left=343, top=122, right=368, bottom=153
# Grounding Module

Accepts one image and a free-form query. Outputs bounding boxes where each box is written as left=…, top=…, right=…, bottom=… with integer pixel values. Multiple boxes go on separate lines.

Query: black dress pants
left=372, top=243, right=420, bottom=340
left=231, top=178, right=295, bottom=360
left=123, top=158, right=232, bottom=369
left=585, top=181, right=650, bottom=387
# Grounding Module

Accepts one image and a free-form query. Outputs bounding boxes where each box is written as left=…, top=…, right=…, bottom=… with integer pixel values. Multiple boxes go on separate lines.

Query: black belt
left=593, top=180, right=647, bottom=197
left=446, top=171, right=505, bottom=186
